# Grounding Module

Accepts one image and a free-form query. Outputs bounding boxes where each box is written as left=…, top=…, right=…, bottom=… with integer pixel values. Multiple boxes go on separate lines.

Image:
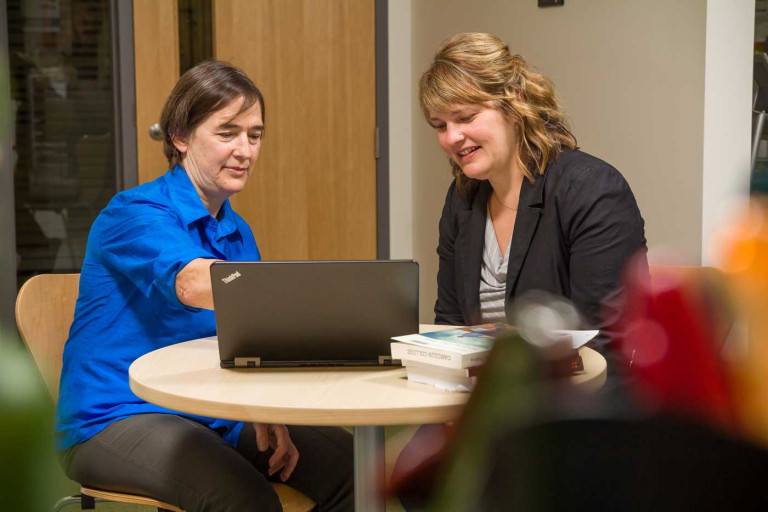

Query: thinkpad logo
left=221, top=271, right=241, bottom=284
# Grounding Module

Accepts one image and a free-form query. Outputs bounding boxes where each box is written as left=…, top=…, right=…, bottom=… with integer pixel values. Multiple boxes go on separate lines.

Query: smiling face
left=428, top=103, right=519, bottom=182
left=173, top=96, right=264, bottom=216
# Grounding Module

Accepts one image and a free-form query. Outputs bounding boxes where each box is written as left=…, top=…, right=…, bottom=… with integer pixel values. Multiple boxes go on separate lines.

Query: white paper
left=552, top=329, right=599, bottom=349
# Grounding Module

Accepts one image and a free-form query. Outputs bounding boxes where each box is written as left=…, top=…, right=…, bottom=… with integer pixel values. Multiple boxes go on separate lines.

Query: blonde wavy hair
left=420, top=32, right=577, bottom=194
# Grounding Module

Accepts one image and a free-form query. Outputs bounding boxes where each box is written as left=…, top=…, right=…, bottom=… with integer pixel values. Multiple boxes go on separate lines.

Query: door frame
left=112, top=0, right=138, bottom=191
left=0, top=0, right=15, bottom=336
left=375, top=0, right=389, bottom=260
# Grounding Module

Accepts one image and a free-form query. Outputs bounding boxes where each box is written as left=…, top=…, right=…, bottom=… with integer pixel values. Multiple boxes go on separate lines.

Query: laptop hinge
left=234, top=357, right=261, bottom=368
left=378, top=355, right=398, bottom=366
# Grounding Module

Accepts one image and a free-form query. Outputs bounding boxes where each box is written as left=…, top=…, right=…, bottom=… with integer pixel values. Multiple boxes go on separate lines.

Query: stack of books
left=390, top=324, right=508, bottom=392
left=391, top=324, right=599, bottom=391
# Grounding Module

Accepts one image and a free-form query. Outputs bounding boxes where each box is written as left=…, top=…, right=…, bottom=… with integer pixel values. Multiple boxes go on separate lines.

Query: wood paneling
left=213, top=0, right=377, bottom=260
left=133, top=0, right=180, bottom=184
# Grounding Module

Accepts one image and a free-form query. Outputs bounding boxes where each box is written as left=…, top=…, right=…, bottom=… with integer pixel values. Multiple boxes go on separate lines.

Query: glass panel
left=8, top=0, right=116, bottom=286
left=178, top=0, right=212, bottom=74
left=754, top=1, right=768, bottom=192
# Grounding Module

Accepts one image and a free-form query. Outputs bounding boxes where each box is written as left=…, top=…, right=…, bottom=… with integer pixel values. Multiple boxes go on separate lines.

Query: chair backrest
left=15, top=273, right=80, bottom=404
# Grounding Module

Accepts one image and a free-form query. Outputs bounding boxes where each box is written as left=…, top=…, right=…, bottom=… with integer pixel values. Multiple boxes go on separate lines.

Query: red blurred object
left=616, top=259, right=737, bottom=430
left=388, top=423, right=452, bottom=508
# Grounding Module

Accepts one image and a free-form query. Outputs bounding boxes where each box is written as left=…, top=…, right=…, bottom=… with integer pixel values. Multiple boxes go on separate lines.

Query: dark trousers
left=60, top=414, right=353, bottom=512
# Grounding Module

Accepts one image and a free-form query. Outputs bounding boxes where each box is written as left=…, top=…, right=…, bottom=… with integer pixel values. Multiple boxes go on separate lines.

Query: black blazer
left=435, top=149, right=648, bottom=354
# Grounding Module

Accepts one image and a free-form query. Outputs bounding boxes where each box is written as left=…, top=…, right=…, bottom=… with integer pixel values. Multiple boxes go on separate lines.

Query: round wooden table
left=129, top=326, right=606, bottom=511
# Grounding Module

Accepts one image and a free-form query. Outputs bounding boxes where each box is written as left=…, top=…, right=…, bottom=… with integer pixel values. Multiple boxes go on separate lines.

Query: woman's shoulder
left=548, top=148, right=631, bottom=193
left=110, top=172, right=171, bottom=204
left=96, top=173, right=178, bottom=228
left=552, top=148, right=620, bottom=176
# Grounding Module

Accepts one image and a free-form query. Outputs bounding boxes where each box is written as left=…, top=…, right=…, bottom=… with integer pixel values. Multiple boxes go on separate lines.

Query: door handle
left=149, top=123, right=164, bottom=141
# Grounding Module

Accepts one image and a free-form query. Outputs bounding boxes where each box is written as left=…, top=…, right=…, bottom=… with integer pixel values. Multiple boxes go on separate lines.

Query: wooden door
left=213, top=0, right=377, bottom=260
left=131, top=0, right=377, bottom=259
left=133, top=0, right=180, bottom=184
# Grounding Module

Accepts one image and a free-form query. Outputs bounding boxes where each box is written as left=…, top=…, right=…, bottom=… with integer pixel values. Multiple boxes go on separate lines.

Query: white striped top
left=479, top=206, right=511, bottom=323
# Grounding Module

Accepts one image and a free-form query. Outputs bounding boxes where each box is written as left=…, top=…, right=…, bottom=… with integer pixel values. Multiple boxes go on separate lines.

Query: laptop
left=210, top=260, right=419, bottom=368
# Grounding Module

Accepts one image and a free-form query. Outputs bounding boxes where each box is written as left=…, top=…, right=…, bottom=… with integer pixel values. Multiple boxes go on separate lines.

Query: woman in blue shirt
left=56, top=60, right=353, bottom=512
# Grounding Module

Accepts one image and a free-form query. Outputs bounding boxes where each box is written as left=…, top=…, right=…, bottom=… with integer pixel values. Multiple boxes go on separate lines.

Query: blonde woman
left=424, top=33, right=647, bottom=356
left=392, top=32, right=648, bottom=511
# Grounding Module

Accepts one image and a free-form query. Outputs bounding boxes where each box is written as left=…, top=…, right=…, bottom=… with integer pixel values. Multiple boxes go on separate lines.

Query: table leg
left=353, top=425, right=385, bottom=512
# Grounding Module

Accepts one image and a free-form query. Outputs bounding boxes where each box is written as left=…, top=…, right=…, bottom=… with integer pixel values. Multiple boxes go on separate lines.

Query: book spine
left=391, top=342, right=487, bottom=369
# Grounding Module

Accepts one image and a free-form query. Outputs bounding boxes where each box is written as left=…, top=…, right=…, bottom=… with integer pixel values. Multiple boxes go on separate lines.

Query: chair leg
left=52, top=495, right=82, bottom=512
left=52, top=493, right=97, bottom=511
left=80, top=493, right=96, bottom=509
left=53, top=492, right=182, bottom=512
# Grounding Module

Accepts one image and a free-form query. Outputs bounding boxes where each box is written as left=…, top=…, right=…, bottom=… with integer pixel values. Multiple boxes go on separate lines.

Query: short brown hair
left=160, top=59, right=265, bottom=167
left=420, top=33, right=577, bottom=194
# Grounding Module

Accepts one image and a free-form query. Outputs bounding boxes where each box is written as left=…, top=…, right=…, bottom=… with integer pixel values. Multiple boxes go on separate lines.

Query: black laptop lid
left=211, top=260, right=419, bottom=367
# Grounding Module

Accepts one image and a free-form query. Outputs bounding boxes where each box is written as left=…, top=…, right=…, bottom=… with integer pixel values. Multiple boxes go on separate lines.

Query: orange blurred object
left=716, top=198, right=768, bottom=446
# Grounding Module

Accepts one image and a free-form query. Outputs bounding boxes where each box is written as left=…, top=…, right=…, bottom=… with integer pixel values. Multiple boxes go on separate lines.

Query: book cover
left=393, top=323, right=508, bottom=352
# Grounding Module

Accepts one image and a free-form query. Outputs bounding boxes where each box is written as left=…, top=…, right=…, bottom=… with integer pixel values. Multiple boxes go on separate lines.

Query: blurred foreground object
left=617, top=261, right=737, bottom=431
left=421, top=330, right=547, bottom=511
left=715, top=197, right=768, bottom=446
left=422, top=319, right=768, bottom=511
left=392, top=262, right=768, bottom=511
left=0, top=340, right=58, bottom=511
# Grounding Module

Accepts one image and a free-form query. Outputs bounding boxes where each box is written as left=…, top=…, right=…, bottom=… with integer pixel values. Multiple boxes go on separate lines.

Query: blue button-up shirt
left=56, top=166, right=260, bottom=451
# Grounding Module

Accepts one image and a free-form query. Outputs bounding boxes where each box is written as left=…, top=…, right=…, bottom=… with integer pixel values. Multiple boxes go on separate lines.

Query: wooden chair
left=16, top=273, right=315, bottom=512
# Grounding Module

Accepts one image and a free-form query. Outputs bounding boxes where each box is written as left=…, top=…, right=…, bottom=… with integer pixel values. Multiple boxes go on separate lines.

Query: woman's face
left=428, top=103, right=518, bottom=182
left=173, top=96, right=264, bottom=215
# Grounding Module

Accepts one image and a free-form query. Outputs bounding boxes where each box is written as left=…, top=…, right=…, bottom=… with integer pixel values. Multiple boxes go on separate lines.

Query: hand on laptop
left=255, top=423, right=299, bottom=481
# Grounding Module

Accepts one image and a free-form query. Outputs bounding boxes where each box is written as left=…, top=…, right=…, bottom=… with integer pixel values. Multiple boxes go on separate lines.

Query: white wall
left=389, top=0, right=754, bottom=322
left=701, top=0, right=755, bottom=264
left=388, top=0, right=413, bottom=259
